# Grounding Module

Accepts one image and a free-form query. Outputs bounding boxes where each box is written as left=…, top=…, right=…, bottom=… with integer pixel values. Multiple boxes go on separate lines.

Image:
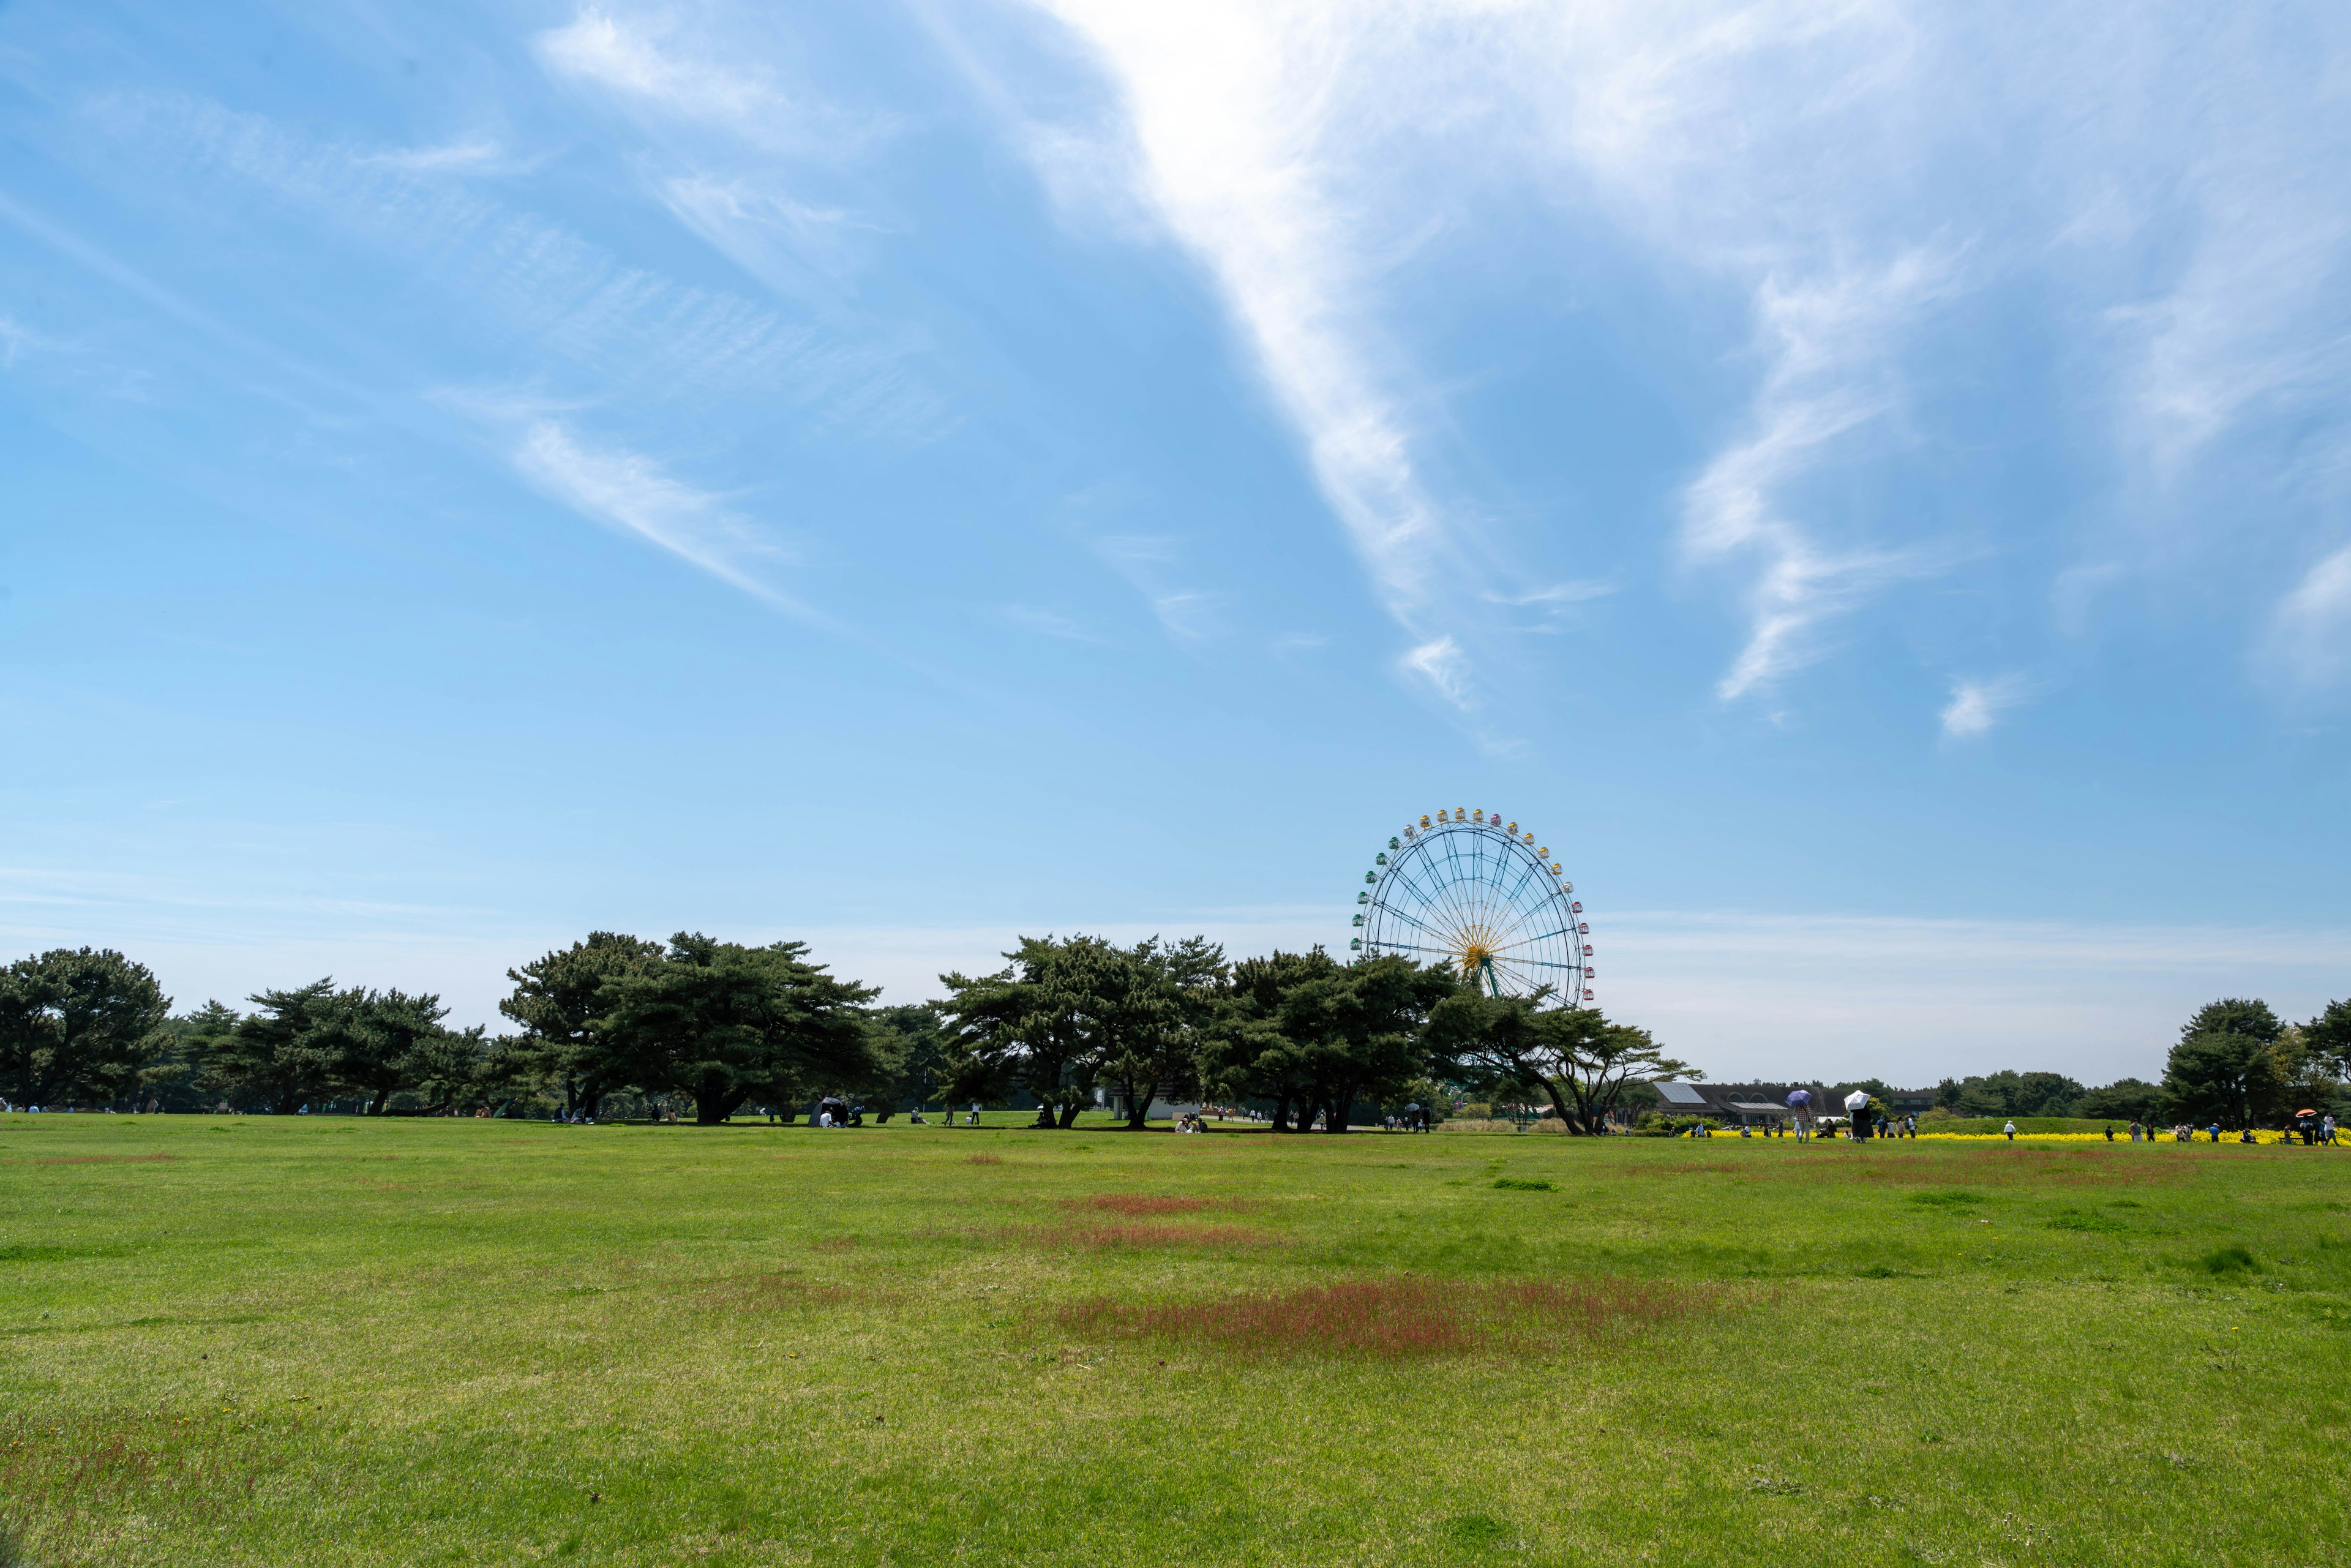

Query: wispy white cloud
left=534, top=6, right=885, bottom=156
left=1087, top=533, right=1230, bottom=641
left=507, top=420, right=824, bottom=622
left=1000, top=603, right=1112, bottom=643
left=997, top=0, right=2351, bottom=716
left=1398, top=636, right=1474, bottom=709
left=1940, top=673, right=2037, bottom=739
left=1682, top=253, right=1959, bottom=697
left=79, top=91, right=928, bottom=425
left=0, top=313, right=54, bottom=368
left=353, top=140, right=531, bottom=175
left=2263, top=546, right=2351, bottom=689
left=992, top=1, right=1471, bottom=696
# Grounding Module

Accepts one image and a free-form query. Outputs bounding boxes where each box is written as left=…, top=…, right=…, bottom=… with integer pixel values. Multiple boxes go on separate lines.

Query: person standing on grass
left=2004, top=1120, right=2016, bottom=1142
left=2105, top=1125, right=2115, bottom=1141
left=2209, top=1122, right=2221, bottom=1142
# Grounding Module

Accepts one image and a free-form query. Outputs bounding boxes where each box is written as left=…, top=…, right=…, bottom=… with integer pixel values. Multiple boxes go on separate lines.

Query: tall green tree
left=1273, top=955, right=1455, bottom=1134
left=939, top=935, right=1116, bottom=1129
left=0, top=947, right=172, bottom=1108
left=1429, top=991, right=1694, bottom=1135
left=2183, top=998, right=2282, bottom=1043
left=203, top=980, right=357, bottom=1112
left=1095, top=936, right=1226, bottom=1131
left=1199, top=948, right=1343, bottom=1131
left=336, top=988, right=454, bottom=1114
left=599, top=933, right=879, bottom=1125
left=2162, top=1031, right=2280, bottom=1128
left=2303, top=999, right=2351, bottom=1078
left=501, top=932, right=664, bottom=1116
left=399, top=1024, right=493, bottom=1110
left=2162, top=998, right=2289, bottom=1128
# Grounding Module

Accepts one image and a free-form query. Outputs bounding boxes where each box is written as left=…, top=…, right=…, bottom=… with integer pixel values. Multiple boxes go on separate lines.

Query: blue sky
left=6, top=0, right=2350, bottom=1084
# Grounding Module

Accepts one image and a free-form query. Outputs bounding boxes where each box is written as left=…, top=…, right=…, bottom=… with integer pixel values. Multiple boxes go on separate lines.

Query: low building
left=1652, top=1082, right=1835, bottom=1127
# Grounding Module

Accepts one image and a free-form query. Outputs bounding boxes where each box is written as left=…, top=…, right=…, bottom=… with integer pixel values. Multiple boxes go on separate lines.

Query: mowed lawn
left=4, top=1116, right=2349, bottom=1567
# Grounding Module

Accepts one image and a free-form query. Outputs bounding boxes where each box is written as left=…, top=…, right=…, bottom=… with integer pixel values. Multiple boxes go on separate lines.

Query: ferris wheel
left=1349, top=807, right=1591, bottom=1003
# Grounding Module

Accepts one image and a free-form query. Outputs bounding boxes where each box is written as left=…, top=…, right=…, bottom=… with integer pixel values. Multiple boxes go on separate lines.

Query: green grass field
left=6, top=1112, right=2349, bottom=1567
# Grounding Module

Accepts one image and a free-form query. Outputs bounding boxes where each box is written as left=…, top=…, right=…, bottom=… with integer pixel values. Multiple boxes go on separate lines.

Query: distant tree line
left=1897, top=997, right=2350, bottom=1127
left=0, top=935, right=1689, bottom=1132
left=7, top=943, right=2343, bottom=1132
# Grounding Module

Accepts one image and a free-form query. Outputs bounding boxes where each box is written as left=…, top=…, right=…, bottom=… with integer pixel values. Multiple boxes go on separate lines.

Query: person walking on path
left=2003, top=1120, right=2017, bottom=1142
left=2128, top=1120, right=2143, bottom=1142
left=2105, top=1124, right=2115, bottom=1141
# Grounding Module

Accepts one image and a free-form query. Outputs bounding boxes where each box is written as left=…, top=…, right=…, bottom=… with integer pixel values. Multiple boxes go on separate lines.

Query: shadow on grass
left=1059, top=1276, right=1733, bottom=1357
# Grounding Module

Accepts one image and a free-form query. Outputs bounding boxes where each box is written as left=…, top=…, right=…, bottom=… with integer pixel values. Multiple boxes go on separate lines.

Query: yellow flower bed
left=1916, top=1130, right=2311, bottom=1145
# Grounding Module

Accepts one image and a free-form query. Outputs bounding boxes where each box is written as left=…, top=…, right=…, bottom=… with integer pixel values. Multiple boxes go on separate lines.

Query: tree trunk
left=369, top=1088, right=392, bottom=1116
left=1270, top=1096, right=1292, bottom=1132
left=1123, top=1077, right=1154, bottom=1130
left=1537, top=1077, right=1584, bottom=1134
left=1325, top=1084, right=1354, bottom=1134
left=696, top=1080, right=741, bottom=1125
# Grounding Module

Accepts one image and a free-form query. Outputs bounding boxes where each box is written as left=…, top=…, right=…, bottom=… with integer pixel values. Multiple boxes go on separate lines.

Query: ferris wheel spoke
left=1468, top=864, right=1540, bottom=947
left=1375, top=900, right=1452, bottom=945
left=1429, top=835, right=1488, bottom=943
left=1498, top=853, right=1546, bottom=917
left=1467, top=832, right=1508, bottom=939
left=1385, top=861, right=1468, bottom=941
left=1493, top=926, right=1573, bottom=953
left=1487, top=893, right=1565, bottom=951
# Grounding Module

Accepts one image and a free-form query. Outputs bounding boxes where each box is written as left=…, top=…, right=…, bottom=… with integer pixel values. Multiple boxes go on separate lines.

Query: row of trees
left=0, top=936, right=1692, bottom=1132
left=931, top=937, right=1690, bottom=1134
left=14, top=943, right=2340, bottom=1133
left=1908, top=998, right=2351, bottom=1127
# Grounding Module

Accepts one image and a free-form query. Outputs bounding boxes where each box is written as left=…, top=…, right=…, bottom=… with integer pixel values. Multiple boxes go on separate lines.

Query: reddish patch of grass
left=1032, top=1221, right=1271, bottom=1250
left=811, top=1236, right=858, bottom=1252
left=1062, top=1194, right=1253, bottom=1216
left=34, top=1154, right=179, bottom=1166
left=1065, top=1280, right=1464, bottom=1354
left=964, top=1154, right=1005, bottom=1166
left=1059, top=1276, right=1728, bottom=1357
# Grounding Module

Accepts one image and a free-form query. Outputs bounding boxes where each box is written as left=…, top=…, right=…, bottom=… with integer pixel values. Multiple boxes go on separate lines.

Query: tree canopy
left=0, top=947, right=171, bottom=1107
left=1428, top=989, right=1692, bottom=1134
left=501, top=932, right=665, bottom=1115
left=598, top=933, right=881, bottom=1125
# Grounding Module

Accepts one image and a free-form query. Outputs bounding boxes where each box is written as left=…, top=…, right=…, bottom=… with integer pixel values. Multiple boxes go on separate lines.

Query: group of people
left=2099, top=1117, right=2339, bottom=1144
